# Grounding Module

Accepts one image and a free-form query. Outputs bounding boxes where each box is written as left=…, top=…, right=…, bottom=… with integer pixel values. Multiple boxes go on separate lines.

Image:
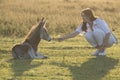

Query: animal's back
left=23, top=23, right=41, bottom=51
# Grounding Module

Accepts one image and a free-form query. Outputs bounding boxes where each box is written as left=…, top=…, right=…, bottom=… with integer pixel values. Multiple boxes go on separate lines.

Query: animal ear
left=41, top=17, right=45, bottom=22
left=40, top=17, right=46, bottom=28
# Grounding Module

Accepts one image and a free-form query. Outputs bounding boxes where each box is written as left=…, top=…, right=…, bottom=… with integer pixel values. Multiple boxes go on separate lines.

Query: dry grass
left=0, top=0, right=120, bottom=37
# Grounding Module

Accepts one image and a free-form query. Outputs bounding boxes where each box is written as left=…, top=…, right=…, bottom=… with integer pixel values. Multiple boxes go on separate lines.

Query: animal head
left=39, top=17, right=51, bottom=41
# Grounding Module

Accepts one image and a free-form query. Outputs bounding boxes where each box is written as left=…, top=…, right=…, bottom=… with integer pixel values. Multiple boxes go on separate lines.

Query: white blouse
left=76, top=18, right=118, bottom=44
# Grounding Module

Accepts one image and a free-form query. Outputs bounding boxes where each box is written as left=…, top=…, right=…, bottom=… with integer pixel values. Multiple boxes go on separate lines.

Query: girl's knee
left=85, top=32, right=92, bottom=40
left=93, top=29, right=105, bottom=37
left=106, top=39, right=114, bottom=47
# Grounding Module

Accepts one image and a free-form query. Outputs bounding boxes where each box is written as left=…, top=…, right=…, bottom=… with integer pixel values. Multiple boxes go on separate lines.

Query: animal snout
left=47, top=37, right=52, bottom=41
left=48, top=38, right=52, bottom=41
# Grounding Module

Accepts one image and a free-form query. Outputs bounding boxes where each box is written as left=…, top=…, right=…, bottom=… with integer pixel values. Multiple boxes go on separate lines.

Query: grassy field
left=0, top=0, right=120, bottom=80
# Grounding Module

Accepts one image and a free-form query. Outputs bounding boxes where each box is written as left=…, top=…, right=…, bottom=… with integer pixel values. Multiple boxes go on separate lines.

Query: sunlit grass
left=0, top=37, right=120, bottom=80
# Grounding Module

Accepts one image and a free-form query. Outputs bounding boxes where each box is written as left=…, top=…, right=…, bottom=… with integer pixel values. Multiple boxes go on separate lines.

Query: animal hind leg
left=12, top=45, right=25, bottom=59
left=12, top=49, right=18, bottom=59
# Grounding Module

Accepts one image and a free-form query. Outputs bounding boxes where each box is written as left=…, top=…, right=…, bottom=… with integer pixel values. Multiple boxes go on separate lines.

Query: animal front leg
left=28, top=48, right=38, bottom=58
left=36, top=52, right=48, bottom=59
left=28, top=47, right=47, bottom=59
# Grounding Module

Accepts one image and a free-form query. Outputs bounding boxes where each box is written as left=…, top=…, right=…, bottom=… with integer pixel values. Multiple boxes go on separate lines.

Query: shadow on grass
left=51, top=56, right=118, bottom=80
left=40, top=46, right=94, bottom=50
left=8, top=59, right=43, bottom=78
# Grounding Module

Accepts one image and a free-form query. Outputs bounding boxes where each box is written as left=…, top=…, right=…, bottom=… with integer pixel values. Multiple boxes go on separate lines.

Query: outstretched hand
left=57, top=37, right=65, bottom=42
left=52, top=37, right=64, bottom=42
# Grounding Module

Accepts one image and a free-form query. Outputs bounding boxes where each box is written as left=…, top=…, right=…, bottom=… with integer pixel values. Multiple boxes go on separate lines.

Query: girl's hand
left=52, top=37, right=64, bottom=42
left=57, top=37, right=65, bottom=42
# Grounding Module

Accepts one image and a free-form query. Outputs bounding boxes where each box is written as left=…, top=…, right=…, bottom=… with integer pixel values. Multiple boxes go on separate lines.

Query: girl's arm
left=58, top=31, right=80, bottom=42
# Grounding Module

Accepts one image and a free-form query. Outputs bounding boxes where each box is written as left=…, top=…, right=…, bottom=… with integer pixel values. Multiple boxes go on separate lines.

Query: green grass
left=0, top=37, right=120, bottom=80
left=0, top=0, right=120, bottom=80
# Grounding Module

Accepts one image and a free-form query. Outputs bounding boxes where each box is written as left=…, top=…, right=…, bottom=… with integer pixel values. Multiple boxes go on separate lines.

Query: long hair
left=81, top=22, right=87, bottom=32
left=81, top=8, right=96, bottom=32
